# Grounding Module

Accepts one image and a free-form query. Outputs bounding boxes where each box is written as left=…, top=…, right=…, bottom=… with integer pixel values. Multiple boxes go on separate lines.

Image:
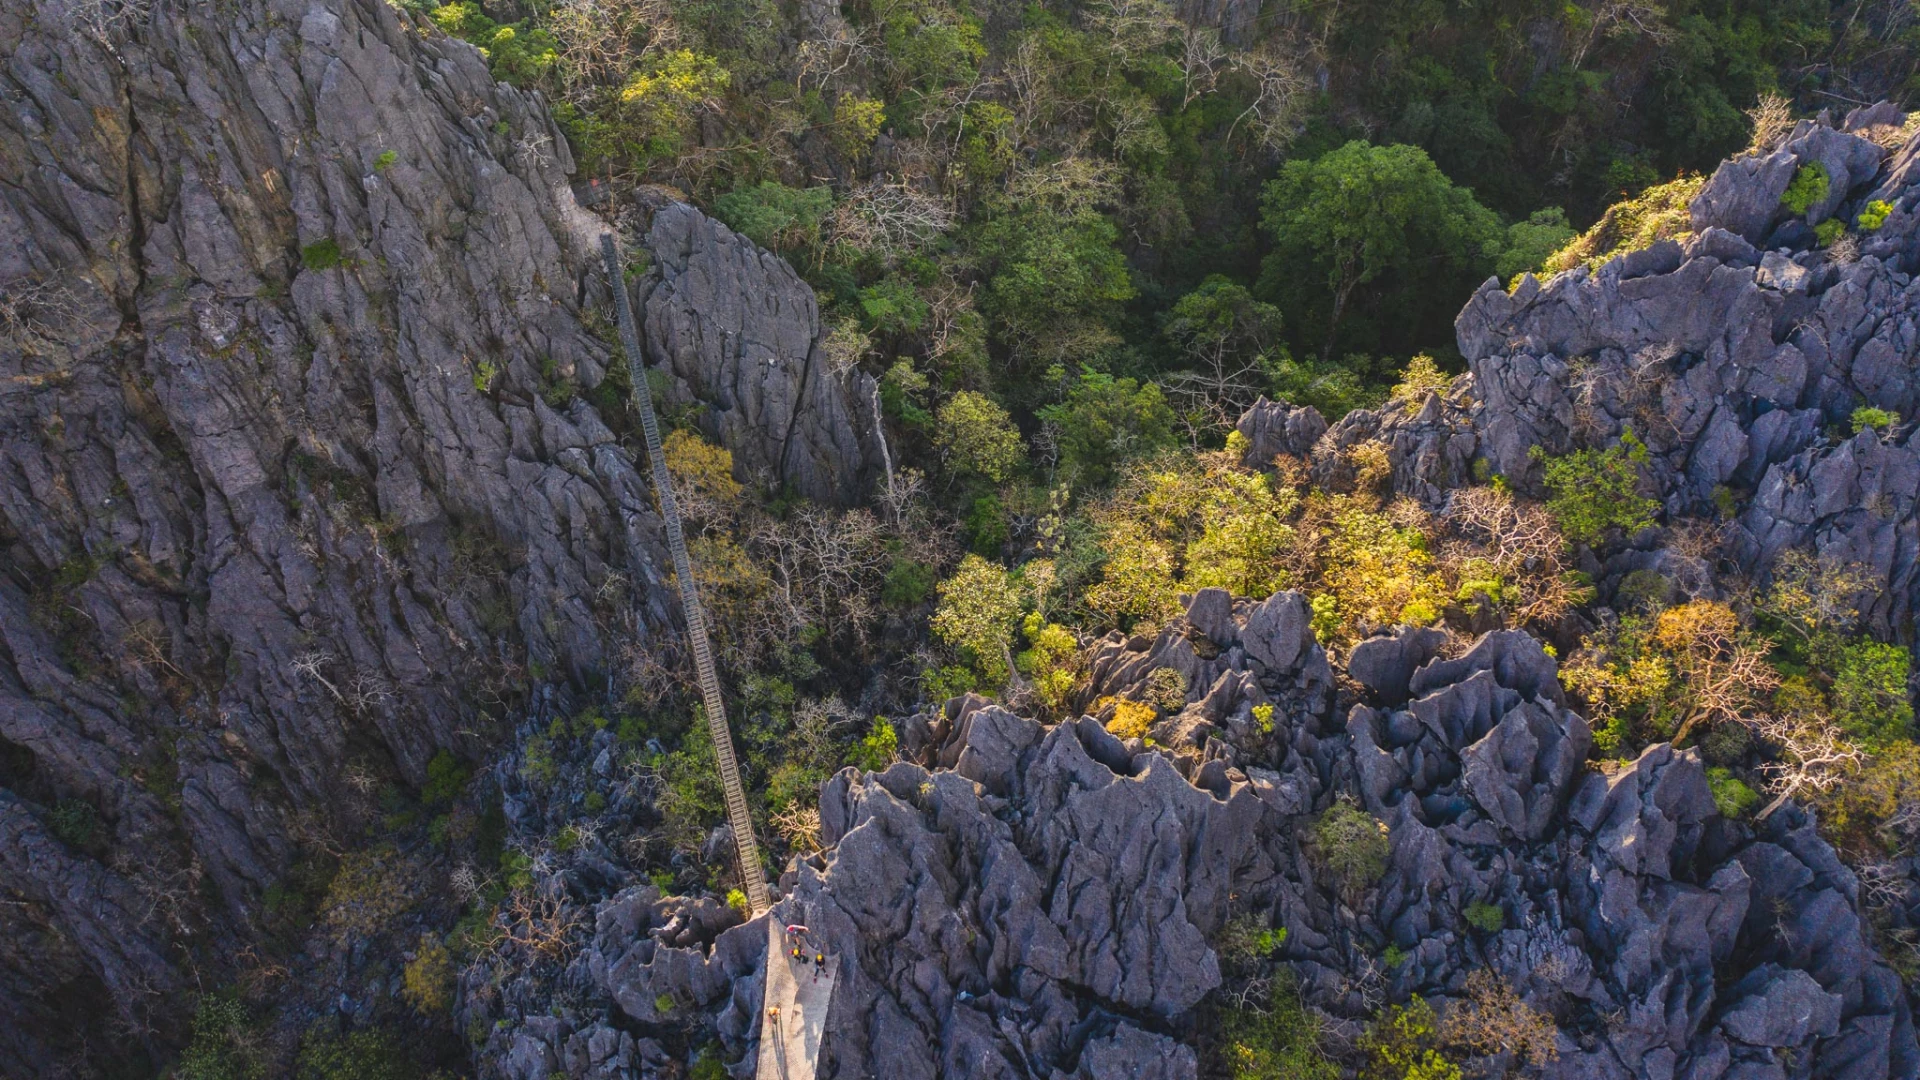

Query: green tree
left=935, top=390, right=1025, bottom=482
left=932, top=555, right=1025, bottom=683
left=1495, top=208, right=1576, bottom=282
left=713, top=182, right=834, bottom=253
left=971, top=202, right=1134, bottom=361
left=1532, top=427, right=1659, bottom=546
left=1161, top=276, right=1286, bottom=423
left=1038, top=372, right=1175, bottom=485
left=1259, top=141, right=1501, bottom=359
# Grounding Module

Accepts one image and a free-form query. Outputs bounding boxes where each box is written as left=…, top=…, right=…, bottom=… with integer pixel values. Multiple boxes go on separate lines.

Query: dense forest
left=429, top=0, right=1920, bottom=397
left=8, top=0, right=1920, bottom=1076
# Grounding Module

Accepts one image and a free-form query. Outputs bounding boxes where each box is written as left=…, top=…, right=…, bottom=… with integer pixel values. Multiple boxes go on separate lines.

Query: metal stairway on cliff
left=600, top=233, right=772, bottom=919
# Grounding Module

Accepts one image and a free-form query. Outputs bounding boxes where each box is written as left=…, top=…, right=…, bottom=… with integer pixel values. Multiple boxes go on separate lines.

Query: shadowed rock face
left=0, top=0, right=878, bottom=1067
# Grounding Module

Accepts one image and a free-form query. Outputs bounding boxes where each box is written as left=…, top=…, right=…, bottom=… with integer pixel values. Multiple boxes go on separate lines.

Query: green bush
left=857, top=276, right=930, bottom=336
left=46, top=798, right=101, bottom=851
left=1463, top=901, right=1504, bottom=934
left=712, top=182, right=833, bottom=253
left=964, top=492, right=1009, bottom=555
left=1312, top=799, right=1390, bottom=897
left=1495, top=208, right=1577, bottom=282
left=1780, top=162, right=1830, bottom=215
left=1815, top=218, right=1846, bottom=246
left=1853, top=406, right=1900, bottom=434
left=1532, top=427, right=1659, bottom=546
left=177, top=997, right=266, bottom=1080
left=294, top=1026, right=412, bottom=1080
left=850, top=718, right=898, bottom=772
left=1859, top=199, right=1895, bottom=231
left=882, top=557, right=935, bottom=607
left=1706, top=766, right=1760, bottom=818
left=421, top=750, right=469, bottom=807
left=301, top=239, right=344, bottom=271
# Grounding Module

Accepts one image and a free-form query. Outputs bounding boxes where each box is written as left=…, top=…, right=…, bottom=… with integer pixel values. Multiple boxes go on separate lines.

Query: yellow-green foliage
left=402, top=936, right=455, bottom=1015
left=932, top=555, right=1025, bottom=683
left=1086, top=451, right=1298, bottom=625
left=1542, top=176, right=1704, bottom=275
left=935, top=390, right=1025, bottom=482
left=1359, top=998, right=1462, bottom=1080
left=1780, top=162, right=1830, bottom=215
left=1016, top=614, right=1081, bottom=711
left=322, top=846, right=419, bottom=943
left=601, top=49, right=730, bottom=162
left=1859, top=199, right=1895, bottom=230
left=1309, top=497, right=1445, bottom=645
left=1106, top=698, right=1157, bottom=740
left=1853, top=406, right=1900, bottom=434
left=1389, top=354, right=1451, bottom=414
left=832, top=96, right=886, bottom=157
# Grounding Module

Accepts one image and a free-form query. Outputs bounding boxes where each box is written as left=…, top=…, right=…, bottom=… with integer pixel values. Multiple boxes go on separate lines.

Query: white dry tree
left=1750, top=711, right=1865, bottom=820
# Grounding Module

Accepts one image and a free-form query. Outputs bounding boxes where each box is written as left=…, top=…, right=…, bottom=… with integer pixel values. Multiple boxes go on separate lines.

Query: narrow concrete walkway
left=756, top=920, right=836, bottom=1080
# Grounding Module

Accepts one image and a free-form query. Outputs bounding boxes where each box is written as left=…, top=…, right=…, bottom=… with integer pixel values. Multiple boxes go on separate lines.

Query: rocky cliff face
left=0, top=0, right=879, bottom=1070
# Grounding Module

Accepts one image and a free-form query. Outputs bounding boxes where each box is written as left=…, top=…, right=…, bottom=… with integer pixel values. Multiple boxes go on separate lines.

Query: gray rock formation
left=0, top=0, right=881, bottom=1067
left=1309, top=106, right=1920, bottom=639
left=639, top=203, right=885, bottom=504
left=471, top=617, right=1920, bottom=1080
left=1235, top=394, right=1327, bottom=469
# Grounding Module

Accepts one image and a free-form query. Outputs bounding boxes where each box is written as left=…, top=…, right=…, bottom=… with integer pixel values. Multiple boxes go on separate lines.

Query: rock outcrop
left=466, top=591, right=1920, bottom=1080
left=1275, top=107, right=1920, bottom=642
left=0, top=0, right=880, bottom=1068
left=638, top=203, right=885, bottom=505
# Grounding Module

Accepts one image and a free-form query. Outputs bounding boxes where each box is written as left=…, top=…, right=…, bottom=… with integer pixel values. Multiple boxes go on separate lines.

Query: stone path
left=756, top=919, right=836, bottom=1080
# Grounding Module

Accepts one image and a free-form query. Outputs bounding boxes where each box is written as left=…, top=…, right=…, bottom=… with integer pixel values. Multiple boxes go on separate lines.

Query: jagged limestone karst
left=8, top=0, right=1920, bottom=1073
left=0, top=0, right=880, bottom=1068
left=465, top=590, right=1919, bottom=1080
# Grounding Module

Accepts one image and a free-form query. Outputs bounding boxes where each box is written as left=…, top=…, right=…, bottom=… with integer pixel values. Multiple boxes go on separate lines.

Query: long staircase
left=600, top=234, right=771, bottom=918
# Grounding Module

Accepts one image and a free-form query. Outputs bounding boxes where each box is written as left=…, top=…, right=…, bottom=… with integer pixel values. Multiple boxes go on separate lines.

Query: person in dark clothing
left=813, top=952, right=825, bottom=982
